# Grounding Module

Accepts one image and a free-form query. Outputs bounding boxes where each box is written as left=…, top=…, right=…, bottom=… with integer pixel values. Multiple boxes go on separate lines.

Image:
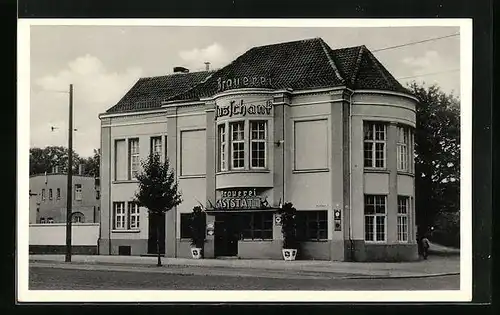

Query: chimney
left=204, top=62, right=210, bottom=71
left=173, top=66, right=189, bottom=73
left=78, top=164, right=84, bottom=175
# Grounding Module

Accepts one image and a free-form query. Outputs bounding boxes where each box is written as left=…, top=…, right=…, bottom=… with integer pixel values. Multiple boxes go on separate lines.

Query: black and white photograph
left=18, top=19, right=472, bottom=302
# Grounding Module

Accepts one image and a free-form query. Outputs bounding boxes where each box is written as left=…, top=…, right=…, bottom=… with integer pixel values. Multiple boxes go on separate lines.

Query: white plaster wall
left=29, top=223, right=99, bottom=246
left=177, top=178, right=207, bottom=214
left=397, top=175, right=415, bottom=196
left=288, top=172, right=331, bottom=211
left=364, top=173, right=390, bottom=194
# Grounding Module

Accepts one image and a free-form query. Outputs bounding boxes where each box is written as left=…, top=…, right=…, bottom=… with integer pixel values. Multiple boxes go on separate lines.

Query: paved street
left=29, top=265, right=460, bottom=290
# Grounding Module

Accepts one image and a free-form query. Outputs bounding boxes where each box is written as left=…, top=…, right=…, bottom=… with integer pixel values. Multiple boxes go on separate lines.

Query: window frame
left=56, top=188, right=61, bottom=200
left=41, top=189, right=46, bottom=201
left=241, top=212, right=273, bottom=241
left=397, top=126, right=410, bottom=172
left=230, top=121, right=245, bottom=170
left=218, top=123, right=227, bottom=172
left=150, top=136, right=162, bottom=158
left=128, top=202, right=140, bottom=230
left=74, top=184, right=82, bottom=201
left=128, top=138, right=140, bottom=179
left=49, top=188, right=53, bottom=200
left=364, top=195, right=387, bottom=243
left=363, top=122, right=387, bottom=169
left=113, top=202, right=126, bottom=230
left=250, top=121, right=267, bottom=169
left=397, top=195, right=410, bottom=243
left=296, top=210, right=328, bottom=241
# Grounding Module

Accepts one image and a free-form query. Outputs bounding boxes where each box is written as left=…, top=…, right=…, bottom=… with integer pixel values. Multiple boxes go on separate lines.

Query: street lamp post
left=65, top=84, right=74, bottom=263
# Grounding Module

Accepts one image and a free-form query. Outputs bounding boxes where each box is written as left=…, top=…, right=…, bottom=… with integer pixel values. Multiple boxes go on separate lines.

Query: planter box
left=190, top=247, right=202, bottom=259
left=282, top=249, right=297, bottom=261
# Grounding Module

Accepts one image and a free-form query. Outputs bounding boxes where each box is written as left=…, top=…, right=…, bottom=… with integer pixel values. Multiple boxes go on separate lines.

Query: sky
left=29, top=24, right=461, bottom=157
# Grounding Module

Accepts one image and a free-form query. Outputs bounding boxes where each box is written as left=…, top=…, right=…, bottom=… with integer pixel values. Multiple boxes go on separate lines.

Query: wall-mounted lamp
left=275, top=140, right=285, bottom=147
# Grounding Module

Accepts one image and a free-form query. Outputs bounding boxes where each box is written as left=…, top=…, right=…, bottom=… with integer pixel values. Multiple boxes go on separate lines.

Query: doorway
left=148, top=212, right=165, bottom=255
left=214, top=213, right=241, bottom=257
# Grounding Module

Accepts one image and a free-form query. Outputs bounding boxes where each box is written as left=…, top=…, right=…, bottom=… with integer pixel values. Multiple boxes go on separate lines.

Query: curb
left=29, top=259, right=460, bottom=280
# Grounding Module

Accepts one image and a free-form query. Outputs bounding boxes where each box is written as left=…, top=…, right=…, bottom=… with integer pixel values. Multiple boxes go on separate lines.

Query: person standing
left=421, top=235, right=430, bottom=260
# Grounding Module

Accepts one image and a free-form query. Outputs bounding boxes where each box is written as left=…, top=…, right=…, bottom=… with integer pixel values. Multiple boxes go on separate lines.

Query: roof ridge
left=318, top=39, right=345, bottom=83
left=363, top=47, right=396, bottom=88
left=350, top=45, right=366, bottom=86
left=249, top=37, right=322, bottom=50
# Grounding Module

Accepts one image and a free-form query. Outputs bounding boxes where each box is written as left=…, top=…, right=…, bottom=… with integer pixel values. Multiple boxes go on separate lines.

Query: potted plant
left=189, top=205, right=206, bottom=259
left=278, top=202, right=298, bottom=261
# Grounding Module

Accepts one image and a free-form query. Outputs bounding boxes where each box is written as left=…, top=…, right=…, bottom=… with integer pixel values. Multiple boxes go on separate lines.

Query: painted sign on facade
left=217, top=76, right=272, bottom=92
left=215, top=99, right=273, bottom=120
left=215, top=188, right=263, bottom=210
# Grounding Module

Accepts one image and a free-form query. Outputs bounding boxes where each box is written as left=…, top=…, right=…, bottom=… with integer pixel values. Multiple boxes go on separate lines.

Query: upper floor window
left=397, top=126, right=410, bottom=172
left=218, top=124, right=227, bottom=171
left=129, top=138, right=140, bottom=179
left=364, top=195, right=387, bottom=242
left=40, top=217, right=45, bottom=224
left=250, top=121, right=266, bottom=168
left=47, top=217, right=54, bottom=224
left=150, top=136, right=162, bottom=158
left=49, top=189, right=53, bottom=200
left=231, top=122, right=245, bottom=169
left=56, top=188, right=61, bottom=199
left=364, top=122, right=386, bottom=168
left=96, top=190, right=100, bottom=200
left=74, top=184, right=82, bottom=201
left=41, top=189, right=46, bottom=201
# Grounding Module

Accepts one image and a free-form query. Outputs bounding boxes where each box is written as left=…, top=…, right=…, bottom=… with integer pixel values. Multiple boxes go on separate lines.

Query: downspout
left=348, top=91, right=354, bottom=261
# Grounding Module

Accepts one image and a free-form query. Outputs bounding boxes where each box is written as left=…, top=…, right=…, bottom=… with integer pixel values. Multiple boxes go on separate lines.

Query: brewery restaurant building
left=98, top=38, right=418, bottom=261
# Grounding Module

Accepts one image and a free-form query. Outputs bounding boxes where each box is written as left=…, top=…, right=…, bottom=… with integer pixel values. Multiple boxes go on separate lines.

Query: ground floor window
left=296, top=210, right=328, bottom=240
left=113, top=201, right=140, bottom=230
left=241, top=212, right=273, bottom=240
left=397, top=196, right=410, bottom=242
left=364, top=195, right=387, bottom=242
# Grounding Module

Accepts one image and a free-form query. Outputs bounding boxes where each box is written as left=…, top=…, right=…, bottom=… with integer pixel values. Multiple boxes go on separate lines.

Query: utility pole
left=65, top=84, right=74, bottom=263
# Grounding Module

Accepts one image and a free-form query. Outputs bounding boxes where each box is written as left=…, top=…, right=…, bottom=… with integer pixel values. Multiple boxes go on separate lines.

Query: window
left=150, top=136, right=162, bottom=157
left=49, top=189, right=53, bottom=200
left=115, top=139, right=127, bottom=180
left=218, top=124, right=227, bottom=171
left=128, top=202, right=140, bottom=229
left=250, top=121, right=266, bottom=168
left=231, top=122, right=245, bottom=169
left=41, top=189, right=45, bottom=201
left=296, top=211, right=328, bottom=241
left=364, top=195, right=387, bottom=242
left=180, top=213, right=192, bottom=239
left=72, top=212, right=85, bottom=223
left=397, top=126, right=410, bottom=172
left=40, top=217, right=45, bottom=223
left=364, top=122, right=386, bottom=168
left=129, top=138, right=140, bottom=179
left=74, top=184, right=82, bottom=201
left=397, top=196, right=410, bottom=242
left=47, top=217, right=54, bottom=224
left=113, top=202, right=126, bottom=230
left=96, top=190, right=100, bottom=200
left=241, top=212, right=273, bottom=240
left=56, top=188, right=61, bottom=199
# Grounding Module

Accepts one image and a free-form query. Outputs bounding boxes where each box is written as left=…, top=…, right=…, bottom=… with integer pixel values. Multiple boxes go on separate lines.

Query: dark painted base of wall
left=30, top=245, right=98, bottom=255
left=98, top=238, right=148, bottom=256
left=347, top=240, right=419, bottom=262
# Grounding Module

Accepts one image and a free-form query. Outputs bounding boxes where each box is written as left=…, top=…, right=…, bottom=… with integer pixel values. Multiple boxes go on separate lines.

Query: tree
left=29, top=146, right=81, bottom=175
left=134, top=153, right=182, bottom=266
left=80, top=149, right=100, bottom=178
left=407, top=82, right=460, bottom=238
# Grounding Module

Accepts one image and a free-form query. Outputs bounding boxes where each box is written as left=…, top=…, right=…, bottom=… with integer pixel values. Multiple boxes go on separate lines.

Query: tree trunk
left=156, top=214, right=161, bottom=267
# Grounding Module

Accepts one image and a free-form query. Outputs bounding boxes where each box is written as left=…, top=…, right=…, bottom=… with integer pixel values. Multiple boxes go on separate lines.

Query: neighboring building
left=99, top=38, right=418, bottom=261
left=29, top=170, right=101, bottom=224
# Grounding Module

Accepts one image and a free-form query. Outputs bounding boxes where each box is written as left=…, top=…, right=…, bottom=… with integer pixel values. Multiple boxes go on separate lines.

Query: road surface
left=29, top=265, right=460, bottom=291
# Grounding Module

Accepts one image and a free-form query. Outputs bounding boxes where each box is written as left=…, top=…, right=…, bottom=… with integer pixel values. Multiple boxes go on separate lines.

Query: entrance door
left=214, top=214, right=240, bottom=257
left=148, top=212, right=165, bottom=255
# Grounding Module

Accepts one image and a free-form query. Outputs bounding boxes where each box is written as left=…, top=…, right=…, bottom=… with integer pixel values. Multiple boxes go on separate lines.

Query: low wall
left=29, top=223, right=99, bottom=255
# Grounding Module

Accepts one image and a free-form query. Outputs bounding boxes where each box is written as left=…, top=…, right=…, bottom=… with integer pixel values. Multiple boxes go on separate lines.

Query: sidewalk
left=29, top=254, right=460, bottom=279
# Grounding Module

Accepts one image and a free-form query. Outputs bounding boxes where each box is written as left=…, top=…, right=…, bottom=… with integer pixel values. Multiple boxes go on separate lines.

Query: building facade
left=29, top=172, right=101, bottom=224
left=99, top=38, right=418, bottom=261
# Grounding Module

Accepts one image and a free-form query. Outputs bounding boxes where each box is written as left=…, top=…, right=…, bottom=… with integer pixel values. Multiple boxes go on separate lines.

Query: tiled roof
left=105, top=38, right=408, bottom=114
left=105, top=71, right=214, bottom=113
